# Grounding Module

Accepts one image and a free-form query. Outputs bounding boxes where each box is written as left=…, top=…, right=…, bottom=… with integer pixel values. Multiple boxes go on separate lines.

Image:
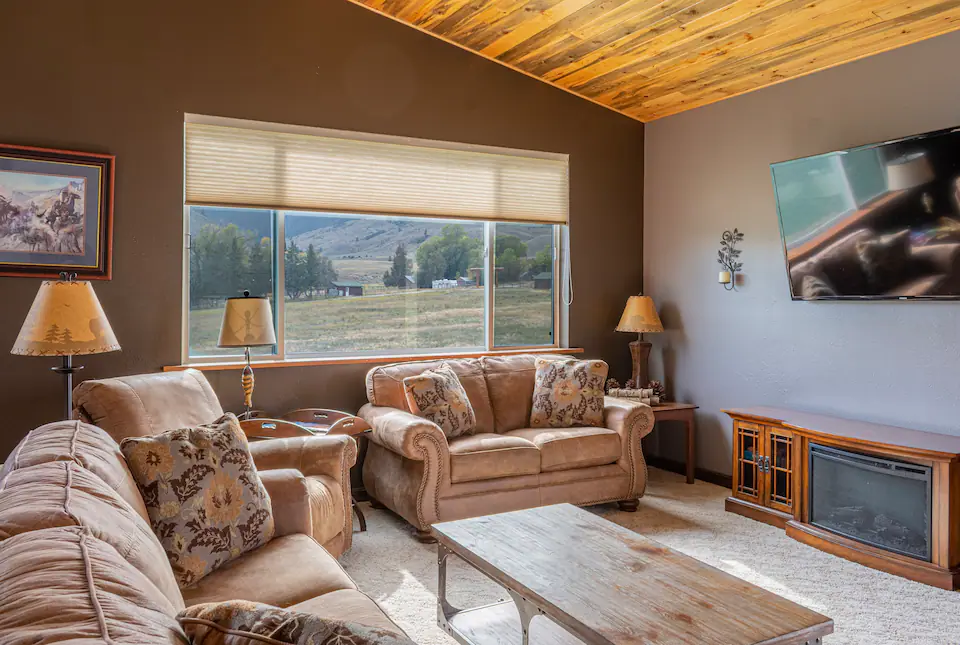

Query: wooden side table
left=650, top=402, right=698, bottom=484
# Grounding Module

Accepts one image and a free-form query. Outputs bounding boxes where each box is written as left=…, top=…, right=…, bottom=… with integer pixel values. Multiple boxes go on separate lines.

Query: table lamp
left=11, top=274, right=120, bottom=420
left=615, top=295, right=663, bottom=387
left=217, top=291, right=276, bottom=419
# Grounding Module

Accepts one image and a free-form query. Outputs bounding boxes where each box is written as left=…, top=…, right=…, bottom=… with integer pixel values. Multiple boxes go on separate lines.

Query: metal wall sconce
left=718, top=229, right=744, bottom=291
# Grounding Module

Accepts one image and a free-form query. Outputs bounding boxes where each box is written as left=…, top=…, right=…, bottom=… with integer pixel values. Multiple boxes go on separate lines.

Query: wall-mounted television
left=771, top=126, right=960, bottom=300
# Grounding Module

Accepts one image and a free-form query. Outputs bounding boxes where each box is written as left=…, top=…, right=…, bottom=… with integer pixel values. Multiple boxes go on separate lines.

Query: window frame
left=181, top=208, right=566, bottom=365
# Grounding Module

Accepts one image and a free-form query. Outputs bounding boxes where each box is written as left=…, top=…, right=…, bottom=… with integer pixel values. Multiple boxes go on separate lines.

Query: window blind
left=184, top=117, right=569, bottom=224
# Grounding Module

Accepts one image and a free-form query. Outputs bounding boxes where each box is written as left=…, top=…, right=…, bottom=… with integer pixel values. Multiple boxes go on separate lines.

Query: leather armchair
left=73, top=369, right=356, bottom=556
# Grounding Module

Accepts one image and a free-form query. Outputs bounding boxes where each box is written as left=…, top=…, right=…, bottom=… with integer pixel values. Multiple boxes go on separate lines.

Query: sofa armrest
left=249, top=435, right=357, bottom=554
left=604, top=396, right=655, bottom=498
left=259, top=468, right=312, bottom=537
left=249, top=434, right=357, bottom=480
left=358, top=404, right=449, bottom=463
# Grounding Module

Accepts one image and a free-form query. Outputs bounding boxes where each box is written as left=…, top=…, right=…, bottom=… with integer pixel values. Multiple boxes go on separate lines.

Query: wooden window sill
left=164, top=347, right=584, bottom=372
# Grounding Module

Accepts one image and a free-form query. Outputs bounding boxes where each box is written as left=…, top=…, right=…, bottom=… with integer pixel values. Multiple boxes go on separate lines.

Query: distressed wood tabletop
left=433, top=503, right=833, bottom=645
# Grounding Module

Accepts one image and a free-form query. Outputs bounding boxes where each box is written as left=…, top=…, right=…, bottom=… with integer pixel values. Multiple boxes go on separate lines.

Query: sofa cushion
left=530, top=358, right=607, bottom=428
left=0, top=526, right=186, bottom=644
left=448, top=433, right=541, bottom=483
left=0, top=420, right=150, bottom=522
left=366, top=358, right=495, bottom=433
left=120, top=414, right=275, bottom=588
left=480, top=354, right=569, bottom=433
left=177, top=600, right=413, bottom=645
left=74, top=368, right=224, bottom=442
left=291, top=590, right=406, bottom=634
left=306, top=475, right=346, bottom=546
left=505, top=427, right=621, bottom=472
left=0, top=461, right=184, bottom=611
left=403, top=364, right=477, bottom=438
left=181, top=534, right=356, bottom=608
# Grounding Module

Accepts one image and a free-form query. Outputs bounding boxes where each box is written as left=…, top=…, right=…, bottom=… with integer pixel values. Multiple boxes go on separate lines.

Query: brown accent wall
left=644, top=31, right=960, bottom=475
left=0, top=1, right=644, bottom=454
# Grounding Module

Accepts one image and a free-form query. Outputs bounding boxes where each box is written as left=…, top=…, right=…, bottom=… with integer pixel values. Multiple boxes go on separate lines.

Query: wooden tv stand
left=724, top=407, right=960, bottom=590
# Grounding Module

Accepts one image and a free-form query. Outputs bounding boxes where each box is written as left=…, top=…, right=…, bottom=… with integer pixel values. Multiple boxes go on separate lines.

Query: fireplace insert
left=808, top=443, right=931, bottom=561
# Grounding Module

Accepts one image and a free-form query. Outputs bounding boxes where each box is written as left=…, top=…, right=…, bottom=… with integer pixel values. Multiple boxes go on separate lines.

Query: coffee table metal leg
left=437, top=544, right=461, bottom=625
left=507, top=590, right=544, bottom=645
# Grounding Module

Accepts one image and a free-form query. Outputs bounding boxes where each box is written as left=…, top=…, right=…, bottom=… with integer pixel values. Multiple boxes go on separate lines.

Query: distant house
left=332, top=281, right=364, bottom=297
left=457, top=277, right=476, bottom=288
left=533, top=272, right=553, bottom=290
left=432, top=278, right=457, bottom=289
left=399, top=275, right=416, bottom=289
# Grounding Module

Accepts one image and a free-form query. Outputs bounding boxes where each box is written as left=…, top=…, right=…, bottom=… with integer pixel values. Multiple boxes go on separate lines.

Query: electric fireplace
left=809, top=443, right=932, bottom=561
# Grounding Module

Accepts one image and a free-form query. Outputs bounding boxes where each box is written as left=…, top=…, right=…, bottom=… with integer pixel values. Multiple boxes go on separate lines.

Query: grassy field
left=189, top=287, right=553, bottom=356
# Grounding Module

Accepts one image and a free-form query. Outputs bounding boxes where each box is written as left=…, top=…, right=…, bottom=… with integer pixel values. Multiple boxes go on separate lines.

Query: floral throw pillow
left=178, top=600, right=415, bottom=645
left=120, top=413, right=274, bottom=587
left=403, top=364, right=476, bottom=438
left=530, top=358, right=608, bottom=428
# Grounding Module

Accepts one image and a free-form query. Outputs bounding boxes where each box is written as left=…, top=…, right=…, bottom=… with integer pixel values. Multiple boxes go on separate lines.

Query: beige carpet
left=339, top=468, right=960, bottom=645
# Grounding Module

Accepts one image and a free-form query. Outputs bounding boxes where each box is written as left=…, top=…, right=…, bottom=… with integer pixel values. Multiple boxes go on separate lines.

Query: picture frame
left=0, top=144, right=114, bottom=279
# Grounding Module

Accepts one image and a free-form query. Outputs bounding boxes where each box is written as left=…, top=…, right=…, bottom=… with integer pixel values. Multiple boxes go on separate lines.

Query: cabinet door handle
left=764, top=456, right=771, bottom=472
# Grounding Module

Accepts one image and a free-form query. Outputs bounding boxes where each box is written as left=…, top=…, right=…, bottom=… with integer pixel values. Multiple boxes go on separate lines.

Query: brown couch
left=73, top=369, right=355, bottom=556
left=0, top=420, right=404, bottom=643
left=359, top=354, right=655, bottom=540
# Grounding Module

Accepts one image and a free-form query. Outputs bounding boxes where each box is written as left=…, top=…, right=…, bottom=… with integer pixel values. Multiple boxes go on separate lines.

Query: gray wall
left=0, top=1, right=644, bottom=456
left=643, top=30, right=960, bottom=475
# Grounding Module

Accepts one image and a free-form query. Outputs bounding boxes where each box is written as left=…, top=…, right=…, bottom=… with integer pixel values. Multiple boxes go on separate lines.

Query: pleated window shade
left=184, top=120, right=569, bottom=224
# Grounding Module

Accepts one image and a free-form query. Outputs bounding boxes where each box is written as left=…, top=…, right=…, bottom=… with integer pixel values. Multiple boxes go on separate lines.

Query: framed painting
left=0, top=144, right=114, bottom=279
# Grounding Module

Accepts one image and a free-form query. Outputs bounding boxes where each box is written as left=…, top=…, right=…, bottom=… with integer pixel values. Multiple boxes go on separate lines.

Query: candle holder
left=717, top=229, right=744, bottom=291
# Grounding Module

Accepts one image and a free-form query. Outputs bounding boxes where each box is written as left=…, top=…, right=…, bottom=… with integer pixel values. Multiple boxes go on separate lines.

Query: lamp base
left=628, top=339, right=652, bottom=387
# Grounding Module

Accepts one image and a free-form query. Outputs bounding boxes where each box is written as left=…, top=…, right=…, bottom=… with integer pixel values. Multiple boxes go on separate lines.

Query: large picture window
left=185, top=207, right=561, bottom=360
left=182, top=116, right=568, bottom=363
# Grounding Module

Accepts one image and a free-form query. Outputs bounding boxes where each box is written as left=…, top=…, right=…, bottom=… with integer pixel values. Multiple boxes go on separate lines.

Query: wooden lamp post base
left=628, top=337, right=652, bottom=386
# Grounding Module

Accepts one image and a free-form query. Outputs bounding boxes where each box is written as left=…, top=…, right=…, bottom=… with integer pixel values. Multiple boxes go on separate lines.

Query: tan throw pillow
left=530, top=358, right=608, bottom=428
left=178, top=600, right=414, bottom=645
left=403, top=364, right=476, bottom=438
left=120, top=413, right=274, bottom=588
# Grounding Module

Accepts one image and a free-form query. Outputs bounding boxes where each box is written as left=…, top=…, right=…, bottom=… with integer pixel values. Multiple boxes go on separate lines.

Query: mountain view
left=190, top=207, right=552, bottom=283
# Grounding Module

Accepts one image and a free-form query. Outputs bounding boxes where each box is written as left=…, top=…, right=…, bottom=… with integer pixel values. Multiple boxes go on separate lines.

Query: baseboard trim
left=646, top=455, right=732, bottom=489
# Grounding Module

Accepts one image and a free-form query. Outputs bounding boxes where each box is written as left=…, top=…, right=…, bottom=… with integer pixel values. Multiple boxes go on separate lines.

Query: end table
left=609, top=398, right=699, bottom=484
left=649, top=402, right=698, bottom=484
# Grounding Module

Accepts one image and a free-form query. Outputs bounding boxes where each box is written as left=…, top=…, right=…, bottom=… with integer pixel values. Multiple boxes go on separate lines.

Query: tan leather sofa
left=359, top=354, right=655, bottom=540
left=73, top=369, right=354, bottom=556
left=0, top=420, right=403, bottom=644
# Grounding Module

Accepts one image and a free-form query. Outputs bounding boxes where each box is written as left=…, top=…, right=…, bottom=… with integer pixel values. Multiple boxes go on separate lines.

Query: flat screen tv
left=771, top=126, right=960, bottom=300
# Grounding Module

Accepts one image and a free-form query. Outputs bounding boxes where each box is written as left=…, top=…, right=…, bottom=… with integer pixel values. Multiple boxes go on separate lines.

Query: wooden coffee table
left=433, top=504, right=832, bottom=645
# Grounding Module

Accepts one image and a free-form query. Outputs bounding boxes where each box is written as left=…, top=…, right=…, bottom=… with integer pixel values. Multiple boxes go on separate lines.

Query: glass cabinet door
left=766, top=430, right=794, bottom=513
left=734, top=423, right=761, bottom=502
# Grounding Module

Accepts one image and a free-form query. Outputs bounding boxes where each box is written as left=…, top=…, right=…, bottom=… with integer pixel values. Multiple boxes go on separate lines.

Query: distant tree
left=284, top=239, right=308, bottom=299
left=383, top=243, right=411, bottom=287
left=317, top=254, right=337, bottom=290
left=498, top=248, right=525, bottom=282
left=247, top=237, right=272, bottom=298
left=495, top=235, right=527, bottom=259
left=528, top=247, right=553, bottom=276
left=415, top=225, right=481, bottom=287
left=305, top=244, right=321, bottom=298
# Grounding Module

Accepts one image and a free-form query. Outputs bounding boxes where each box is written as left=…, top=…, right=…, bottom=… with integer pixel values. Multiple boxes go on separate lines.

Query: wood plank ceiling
left=348, top=0, right=960, bottom=121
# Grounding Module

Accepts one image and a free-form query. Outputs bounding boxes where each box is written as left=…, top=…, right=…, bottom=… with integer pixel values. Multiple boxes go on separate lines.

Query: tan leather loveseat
left=0, top=420, right=403, bottom=643
left=73, top=369, right=354, bottom=556
left=359, top=354, right=655, bottom=540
